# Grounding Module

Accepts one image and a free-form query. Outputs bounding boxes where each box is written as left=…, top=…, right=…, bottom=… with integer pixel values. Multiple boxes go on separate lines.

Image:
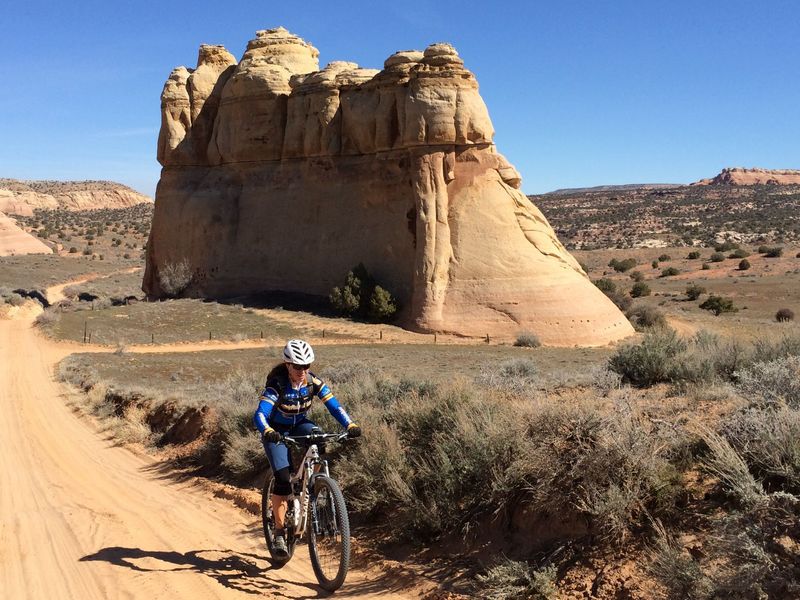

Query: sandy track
left=0, top=306, right=413, bottom=599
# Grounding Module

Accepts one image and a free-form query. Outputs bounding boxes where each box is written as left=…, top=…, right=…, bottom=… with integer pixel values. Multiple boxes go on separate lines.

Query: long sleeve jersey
left=253, top=370, right=353, bottom=432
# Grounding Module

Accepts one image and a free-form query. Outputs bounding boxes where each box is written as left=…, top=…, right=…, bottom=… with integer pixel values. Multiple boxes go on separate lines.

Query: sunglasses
left=289, top=363, right=311, bottom=371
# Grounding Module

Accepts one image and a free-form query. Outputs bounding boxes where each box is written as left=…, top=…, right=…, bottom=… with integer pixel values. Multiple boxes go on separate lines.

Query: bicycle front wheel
left=308, top=475, right=350, bottom=592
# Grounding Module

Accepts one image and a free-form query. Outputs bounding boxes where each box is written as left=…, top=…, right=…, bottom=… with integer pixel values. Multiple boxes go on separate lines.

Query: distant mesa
left=692, top=167, right=800, bottom=186
left=0, top=179, right=152, bottom=217
left=145, top=27, right=633, bottom=346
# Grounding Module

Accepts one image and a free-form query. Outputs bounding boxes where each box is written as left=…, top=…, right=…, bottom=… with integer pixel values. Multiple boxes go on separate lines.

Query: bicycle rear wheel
left=261, top=470, right=296, bottom=565
left=308, top=475, right=350, bottom=592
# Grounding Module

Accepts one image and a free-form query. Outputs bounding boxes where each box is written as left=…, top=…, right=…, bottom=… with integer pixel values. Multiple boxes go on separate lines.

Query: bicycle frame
left=282, top=432, right=345, bottom=539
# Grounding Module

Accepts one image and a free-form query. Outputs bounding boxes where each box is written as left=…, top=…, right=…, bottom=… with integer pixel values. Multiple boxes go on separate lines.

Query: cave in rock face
left=145, top=27, right=634, bottom=346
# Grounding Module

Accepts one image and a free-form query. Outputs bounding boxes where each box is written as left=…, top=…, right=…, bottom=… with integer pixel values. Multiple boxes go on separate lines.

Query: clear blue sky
left=2, top=0, right=799, bottom=196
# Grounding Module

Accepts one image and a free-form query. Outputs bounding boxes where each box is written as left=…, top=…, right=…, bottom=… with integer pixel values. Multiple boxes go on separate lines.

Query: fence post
left=486, top=333, right=490, bottom=344
left=434, top=333, right=437, bottom=344
left=380, top=330, right=383, bottom=341
left=322, top=329, right=325, bottom=339
left=151, top=333, right=154, bottom=343
left=83, top=321, right=87, bottom=343
left=260, top=330, right=263, bottom=339
left=209, top=331, right=212, bottom=340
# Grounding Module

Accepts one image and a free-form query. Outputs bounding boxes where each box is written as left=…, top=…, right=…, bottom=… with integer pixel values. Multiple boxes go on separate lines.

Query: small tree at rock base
left=699, top=295, right=738, bottom=316
left=330, top=263, right=398, bottom=323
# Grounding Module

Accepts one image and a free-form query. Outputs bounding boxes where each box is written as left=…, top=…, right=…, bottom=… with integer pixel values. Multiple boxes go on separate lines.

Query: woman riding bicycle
left=253, top=339, right=361, bottom=558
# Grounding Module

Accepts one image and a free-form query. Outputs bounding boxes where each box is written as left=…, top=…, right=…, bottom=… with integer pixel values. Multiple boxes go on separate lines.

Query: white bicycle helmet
left=283, top=339, right=315, bottom=365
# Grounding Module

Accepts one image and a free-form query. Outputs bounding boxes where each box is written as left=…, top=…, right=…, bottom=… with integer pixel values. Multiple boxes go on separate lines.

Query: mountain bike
left=261, top=430, right=351, bottom=592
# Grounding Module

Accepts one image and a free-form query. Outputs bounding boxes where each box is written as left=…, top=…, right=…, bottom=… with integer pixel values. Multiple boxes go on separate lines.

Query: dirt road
left=0, top=306, right=412, bottom=599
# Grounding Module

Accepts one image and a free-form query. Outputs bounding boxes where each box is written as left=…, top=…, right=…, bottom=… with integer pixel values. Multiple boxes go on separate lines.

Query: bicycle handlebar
left=281, top=431, right=349, bottom=446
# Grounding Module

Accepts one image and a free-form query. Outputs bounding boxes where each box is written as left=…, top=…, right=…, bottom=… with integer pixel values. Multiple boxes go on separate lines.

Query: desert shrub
left=765, top=246, right=783, bottom=258
left=339, top=380, right=513, bottom=538
left=158, top=258, right=192, bottom=297
left=608, top=257, right=637, bottom=272
left=736, top=356, right=800, bottom=408
left=729, top=248, right=750, bottom=259
left=707, top=494, right=800, bottom=598
left=330, top=263, right=398, bottom=322
left=721, top=406, right=800, bottom=492
left=701, top=263, right=710, bottom=270
left=710, top=252, right=726, bottom=262
left=514, top=332, right=541, bottom=347
left=775, top=308, right=795, bottom=322
left=317, top=360, right=380, bottom=384
left=504, top=402, right=683, bottom=543
left=648, top=523, right=713, bottom=600
left=686, top=284, right=706, bottom=300
left=714, top=241, right=740, bottom=252
left=630, top=282, right=651, bottom=297
left=68, top=246, right=78, bottom=253
left=687, top=251, right=701, bottom=260
left=34, top=308, right=61, bottom=327
left=627, top=305, right=667, bottom=330
left=700, top=429, right=763, bottom=507
left=699, top=295, right=738, bottom=316
left=651, top=259, right=659, bottom=269
left=660, top=267, right=680, bottom=277
left=738, top=259, right=751, bottom=270
left=212, top=370, right=265, bottom=481
left=608, top=328, right=686, bottom=387
left=658, top=254, right=672, bottom=262
left=757, top=245, right=771, bottom=254
left=3, top=292, right=25, bottom=307
left=593, top=278, right=632, bottom=312
left=629, top=270, right=645, bottom=282
left=476, top=559, right=557, bottom=600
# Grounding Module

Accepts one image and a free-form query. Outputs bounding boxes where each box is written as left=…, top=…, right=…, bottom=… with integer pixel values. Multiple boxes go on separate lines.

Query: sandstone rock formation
left=145, top=27, right=633, bottom=346
left=693, top=167, right=800, bottom=186
left=0, top=212, right=53, bottom=256
left=0, top=179, right=151, bottom=217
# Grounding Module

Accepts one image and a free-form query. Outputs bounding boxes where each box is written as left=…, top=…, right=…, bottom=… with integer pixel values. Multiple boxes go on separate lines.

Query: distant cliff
left=145, top=27, right=633, bottom=346
left=0, top=179, right=152, bottom=217
left=693, top=167, right=800, bottom=186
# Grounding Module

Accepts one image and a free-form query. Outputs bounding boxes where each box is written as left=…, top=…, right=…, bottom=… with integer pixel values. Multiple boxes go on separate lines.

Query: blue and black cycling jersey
left=253, top=367, right=352, bottom=432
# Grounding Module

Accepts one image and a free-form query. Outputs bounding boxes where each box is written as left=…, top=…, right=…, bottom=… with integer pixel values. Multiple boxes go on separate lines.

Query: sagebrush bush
left=765, top=246, right=783, bottom=258
left=686, top=284, right=706, bottom=301
left=609, top=328, right=686, bottom=387
left=514, top=332, right=541, bottom=347
left=609, top=257, right=637, bottom=272
left=627, top=305, right=666, bottom=330
left=660, top=267, right=680, bottom=277
left=630, top=281, right=651, bottom=297
left=700, top=429, right=763, bottom=508
left=158, top=259, right=193, bottom=297
left=710, top=252, right=725, bottom=263
left=722, top=405, right=800, bottom=493
left=629, top=270, right=645, bottom=282
left=738, top=259, right=751, bottom=271
left=648, top=522, right=713, bottom=600
left=775, top=308, right=795, bottom=322
left=699, top=295, right=737, bottom=316
left=736, top=356, right=800, bottom=408
left=476, top=559, right=557, bottom=600
left=687, top=251, right=701, bottom=260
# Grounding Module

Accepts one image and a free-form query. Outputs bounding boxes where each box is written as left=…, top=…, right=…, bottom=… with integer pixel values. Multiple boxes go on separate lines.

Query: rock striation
left=693, top=167, right=800, bottom=186
left=0, top=179, right=151, bottom=217
left=146, top=27, right=633, bottom=346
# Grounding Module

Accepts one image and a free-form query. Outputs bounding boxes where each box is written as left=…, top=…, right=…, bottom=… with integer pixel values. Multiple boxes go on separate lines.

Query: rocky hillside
left=532, top=180, right=800, bottom=250
left=0, top=179, right=152, bottom=216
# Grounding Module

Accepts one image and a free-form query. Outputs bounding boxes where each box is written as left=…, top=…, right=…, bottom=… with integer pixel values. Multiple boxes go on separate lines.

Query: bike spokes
left=308, top=476, right=350, bottom=591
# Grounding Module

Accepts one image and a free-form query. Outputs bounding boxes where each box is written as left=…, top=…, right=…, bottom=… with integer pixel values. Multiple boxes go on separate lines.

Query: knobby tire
left=308, top=475, right=351, bottom=592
